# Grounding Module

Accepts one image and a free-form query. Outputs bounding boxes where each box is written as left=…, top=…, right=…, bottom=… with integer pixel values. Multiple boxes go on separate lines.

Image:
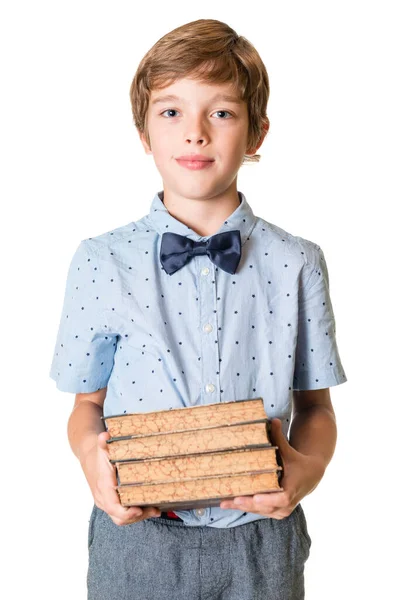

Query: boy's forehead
left=150, top=77, right=242, bottom=103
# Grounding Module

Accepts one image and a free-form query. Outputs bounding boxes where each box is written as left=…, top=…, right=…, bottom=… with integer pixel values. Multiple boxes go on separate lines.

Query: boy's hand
left=80, top=431, right=162, bottom=526
left=220, top=418, right=326, bottom=519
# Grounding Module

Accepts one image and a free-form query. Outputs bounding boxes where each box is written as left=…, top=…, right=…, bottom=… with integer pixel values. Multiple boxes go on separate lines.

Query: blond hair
left=129, top=19, right=270, bottom=164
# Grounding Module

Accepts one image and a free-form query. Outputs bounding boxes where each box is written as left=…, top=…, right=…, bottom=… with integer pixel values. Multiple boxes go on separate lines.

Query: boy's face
left=139, top=77, right=258, bottom=202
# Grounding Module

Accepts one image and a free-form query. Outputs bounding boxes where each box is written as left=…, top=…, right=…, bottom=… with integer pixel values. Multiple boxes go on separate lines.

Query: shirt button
left=201, top=267, right=210, bottom=276
left=203, top=323, right=213, bottom=333
left=196, top=509, right=205, bottom=516
left=205, top=383, right=215, bottom=393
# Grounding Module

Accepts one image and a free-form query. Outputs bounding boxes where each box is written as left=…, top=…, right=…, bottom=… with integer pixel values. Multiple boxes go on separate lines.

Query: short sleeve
left=293, top=244, right=348, bottom=391
left=49, top=240, right=117, bottom=393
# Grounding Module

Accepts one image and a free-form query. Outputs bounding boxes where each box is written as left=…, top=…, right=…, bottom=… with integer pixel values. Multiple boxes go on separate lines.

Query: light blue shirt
left=49, top=190, right=347, bottom=527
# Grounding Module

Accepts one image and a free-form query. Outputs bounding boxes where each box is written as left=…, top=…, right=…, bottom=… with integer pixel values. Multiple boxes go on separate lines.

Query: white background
left=1, top=1, right=398, bottom=598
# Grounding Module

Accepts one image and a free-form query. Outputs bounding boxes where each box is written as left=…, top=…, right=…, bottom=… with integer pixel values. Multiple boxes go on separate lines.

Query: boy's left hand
left=220, top=418, right=326, bottom=520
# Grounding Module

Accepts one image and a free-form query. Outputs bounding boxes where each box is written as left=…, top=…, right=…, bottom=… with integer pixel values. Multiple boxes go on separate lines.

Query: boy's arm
left=290, top=387, right=337, bottom=473
left=67, top=387, right=107, bottom=466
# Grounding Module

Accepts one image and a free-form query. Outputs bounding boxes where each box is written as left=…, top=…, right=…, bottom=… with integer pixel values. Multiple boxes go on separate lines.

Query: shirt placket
left=194, top=255, right=221, bottom=523
left=197, top=256, right=221, bottom=405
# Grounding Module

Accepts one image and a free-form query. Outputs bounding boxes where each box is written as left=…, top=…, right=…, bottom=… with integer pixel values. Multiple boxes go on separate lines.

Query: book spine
left=116, top=470, right=284, bottom=509
left=115, top=446, right=280, bottom=485
left=103, top=399, right=267, bottom=437
left=101, top=397, right=264, bottom=421
left=106, top=418, right=269, bottom=442
left=107, top=422, right=270, bottom=461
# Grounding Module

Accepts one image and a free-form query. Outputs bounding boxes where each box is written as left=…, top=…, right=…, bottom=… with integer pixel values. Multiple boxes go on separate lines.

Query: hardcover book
left=102, top=398, right=283, bottom=510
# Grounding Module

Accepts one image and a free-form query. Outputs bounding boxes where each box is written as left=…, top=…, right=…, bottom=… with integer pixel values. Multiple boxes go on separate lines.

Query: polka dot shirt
left=49, top=190, right=347, bottom=528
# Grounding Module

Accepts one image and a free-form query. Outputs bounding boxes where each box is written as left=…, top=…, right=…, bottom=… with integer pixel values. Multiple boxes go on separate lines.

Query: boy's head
left=129, top=19, right=270, bottom=203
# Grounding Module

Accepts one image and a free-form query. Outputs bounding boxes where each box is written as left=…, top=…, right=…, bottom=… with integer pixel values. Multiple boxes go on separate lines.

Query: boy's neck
left=160, top=187, right=241, bottom=237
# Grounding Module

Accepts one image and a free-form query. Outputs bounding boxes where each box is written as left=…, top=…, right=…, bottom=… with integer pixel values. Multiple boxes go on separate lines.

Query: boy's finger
left=109, top=500, right=143, bottom=519
left=97, top=431, right=111, bottom=449
left=108, top=485, right=143, bottom=518
left=98, top=433, right=145, bottom=518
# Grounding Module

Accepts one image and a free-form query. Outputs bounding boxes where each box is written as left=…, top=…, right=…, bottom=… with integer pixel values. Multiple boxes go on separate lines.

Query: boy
left=49, top=18, right=347, bottom=600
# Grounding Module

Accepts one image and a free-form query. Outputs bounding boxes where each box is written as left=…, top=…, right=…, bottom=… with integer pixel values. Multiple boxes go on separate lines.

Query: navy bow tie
left=160, top=230, right=242, bottom=275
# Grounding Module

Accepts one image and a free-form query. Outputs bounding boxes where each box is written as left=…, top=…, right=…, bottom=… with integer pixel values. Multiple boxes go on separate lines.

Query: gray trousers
left=87, top=503, right=312, bottom=600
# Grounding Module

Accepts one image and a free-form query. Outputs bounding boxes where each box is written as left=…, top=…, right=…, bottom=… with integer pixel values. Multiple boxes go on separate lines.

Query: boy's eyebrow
left=151, top=93, right=243, bottom=106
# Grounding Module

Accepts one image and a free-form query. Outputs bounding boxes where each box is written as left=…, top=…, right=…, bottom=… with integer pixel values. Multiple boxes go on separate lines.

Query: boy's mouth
left=175, top=154, right=215, bottom=171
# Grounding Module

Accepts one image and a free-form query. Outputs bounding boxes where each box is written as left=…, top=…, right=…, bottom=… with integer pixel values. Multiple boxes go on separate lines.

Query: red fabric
left=166, top=511, right=179, bottom=519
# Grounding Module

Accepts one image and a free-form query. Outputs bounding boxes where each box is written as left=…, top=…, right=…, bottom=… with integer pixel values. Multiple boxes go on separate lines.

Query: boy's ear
left=138, top=129, right=152, bottom=155
left=246, top=119, right=270, bottom=155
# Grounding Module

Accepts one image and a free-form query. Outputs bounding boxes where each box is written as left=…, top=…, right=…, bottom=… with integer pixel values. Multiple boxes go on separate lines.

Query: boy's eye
left=161, top=109, right=179, bottom=118
left=160, top=109, right=232, bottom=119
left=213, top=110, right=233, bottom=119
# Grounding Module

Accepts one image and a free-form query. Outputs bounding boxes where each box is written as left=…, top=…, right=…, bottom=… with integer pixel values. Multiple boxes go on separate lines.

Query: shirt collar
left=148, top=190, right=257, bottom=242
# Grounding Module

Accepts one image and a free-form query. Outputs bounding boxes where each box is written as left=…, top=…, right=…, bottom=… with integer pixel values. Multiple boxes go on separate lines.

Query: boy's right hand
left=80, top=431, right=162, bottom=526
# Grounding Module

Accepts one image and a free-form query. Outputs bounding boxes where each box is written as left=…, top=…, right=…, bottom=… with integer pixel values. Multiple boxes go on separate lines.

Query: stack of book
left=102, top=397, right=283, bottom=511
